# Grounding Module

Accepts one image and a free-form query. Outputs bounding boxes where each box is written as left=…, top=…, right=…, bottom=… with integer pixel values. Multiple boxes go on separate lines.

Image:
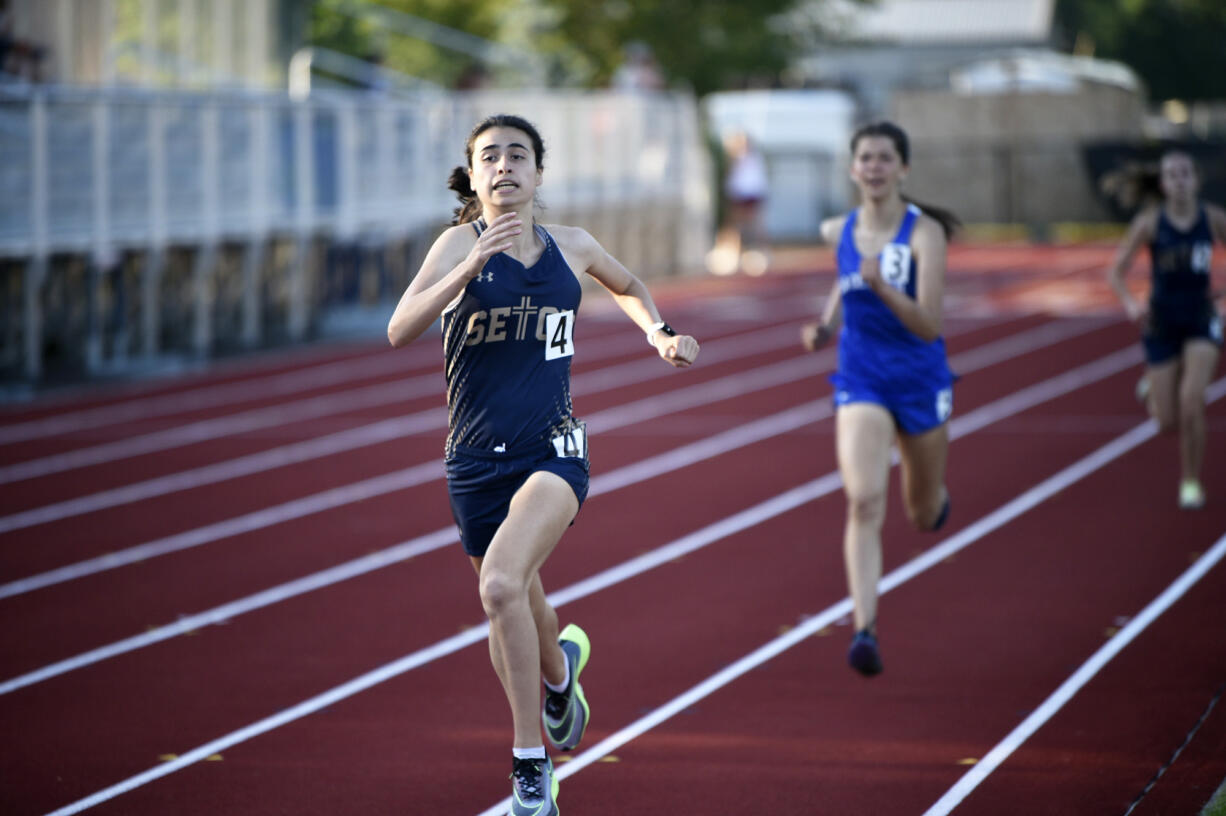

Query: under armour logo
left=475, top=269, right=495, bottom=283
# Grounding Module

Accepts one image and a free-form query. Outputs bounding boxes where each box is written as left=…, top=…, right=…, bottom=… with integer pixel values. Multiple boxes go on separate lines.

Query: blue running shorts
left=832, top=376, right=954, bottom=435
left=446, top=431, right=590, bottom=558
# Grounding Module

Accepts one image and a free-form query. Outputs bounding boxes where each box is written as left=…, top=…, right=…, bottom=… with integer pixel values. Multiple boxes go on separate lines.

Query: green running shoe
left=543, top=623, right=591, bottom=751
left=509, top=755, right=559, bottom=816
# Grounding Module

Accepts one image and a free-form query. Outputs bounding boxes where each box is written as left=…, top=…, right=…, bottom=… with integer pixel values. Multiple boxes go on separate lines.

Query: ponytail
left=903, top=196, right=961, bottom=240
left=1100, top=159, right=1171, bottom=213
left=448, top=166, right=482, bottom=225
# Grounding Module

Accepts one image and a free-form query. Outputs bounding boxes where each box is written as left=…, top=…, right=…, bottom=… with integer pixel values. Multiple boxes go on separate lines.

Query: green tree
left=535, top=0, right=808, bottom=94
left=308, top=0, right=846, bottom=93
left=309, top=0, right=509, bottom=88
left=1055, top=0, right=1226, bottom=102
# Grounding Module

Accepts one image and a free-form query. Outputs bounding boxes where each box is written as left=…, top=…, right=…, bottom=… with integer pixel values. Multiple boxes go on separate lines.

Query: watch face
left=661, top=323, right=677, bottom=336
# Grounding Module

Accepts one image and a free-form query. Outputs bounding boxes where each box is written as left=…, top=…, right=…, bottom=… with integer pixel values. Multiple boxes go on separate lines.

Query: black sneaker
left=848, top=629, right=884, bottom=677
left=509, top=755, right=558, bottom=816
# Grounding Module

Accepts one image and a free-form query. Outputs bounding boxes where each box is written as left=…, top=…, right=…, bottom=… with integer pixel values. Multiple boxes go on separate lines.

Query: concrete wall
left=891, top=84, right=1145, bottom=225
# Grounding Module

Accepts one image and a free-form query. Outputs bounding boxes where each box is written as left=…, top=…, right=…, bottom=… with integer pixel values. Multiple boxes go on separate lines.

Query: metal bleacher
left=0, top=80, right=712, bottom=385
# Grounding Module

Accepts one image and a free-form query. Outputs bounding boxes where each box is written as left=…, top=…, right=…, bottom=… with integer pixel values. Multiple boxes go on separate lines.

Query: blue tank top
left=1149, top=206, right=1213, bottom=308
left=441, top=221, right=582, bottom=456
left=835, top=204, right=951, bottom=390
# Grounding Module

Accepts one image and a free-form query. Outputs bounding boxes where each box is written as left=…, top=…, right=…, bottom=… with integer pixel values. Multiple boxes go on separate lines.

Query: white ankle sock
left=513, top=746, right=547, bottom=760
left=543, top=653, right=570, bottom=693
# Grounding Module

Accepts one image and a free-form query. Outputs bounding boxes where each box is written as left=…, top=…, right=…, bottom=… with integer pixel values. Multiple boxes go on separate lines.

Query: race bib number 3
left=551, top=423, right=588, bottom=459
left=545, top=310, right=575, bottom=360
left=880, top=244, right=912, bottom=290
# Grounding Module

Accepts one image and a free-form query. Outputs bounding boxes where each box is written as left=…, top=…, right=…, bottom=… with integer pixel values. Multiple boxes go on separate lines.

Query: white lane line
left=0, top=376, right=442, bottom=485
left=923, top=530, right=1226, bottom=816
left=0, top=354, right=811, bottom=535
left=0, top=408, right=818, bottom=691
left=0, top=348, right=437, bottom=446
left=0, top=410, right=449, bottom=536
left=0, top=319, right=1110, bottom=596
left=475, top=376, right=1226, bottom=816
left=0, top=317, right=1103, bottom=536
left=0, top=320, right=812, bottom=485
left=0, top=291, right=822, bottom=446
left=36, top=353, right=1161, bottom=816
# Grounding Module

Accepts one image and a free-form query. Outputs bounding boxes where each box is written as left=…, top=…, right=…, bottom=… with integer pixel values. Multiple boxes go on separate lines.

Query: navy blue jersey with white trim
left=835, top=204, right=951, bottom=391
left=441, top=221, right=582, bottom=456
left=1149, top=206, right=1213, bottom=308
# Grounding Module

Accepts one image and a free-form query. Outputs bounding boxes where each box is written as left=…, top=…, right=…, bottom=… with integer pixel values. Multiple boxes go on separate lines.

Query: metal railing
left=0, top=84, right=713, bottom=383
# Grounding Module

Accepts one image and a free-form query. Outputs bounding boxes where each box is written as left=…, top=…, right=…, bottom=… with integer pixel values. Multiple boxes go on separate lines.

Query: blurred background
left=1, top=0, right=1224, bottom=390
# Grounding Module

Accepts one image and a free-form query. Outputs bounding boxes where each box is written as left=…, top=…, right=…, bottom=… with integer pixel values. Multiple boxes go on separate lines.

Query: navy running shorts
left=1143, top=299, right=1223, bottom=365
left=832, top=377, right=954, bottom=435
left=445, top=431, right=590, bottom=558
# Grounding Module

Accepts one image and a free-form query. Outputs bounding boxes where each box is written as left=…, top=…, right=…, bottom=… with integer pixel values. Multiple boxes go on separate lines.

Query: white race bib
left=550, top=423, right=587, bottom=459
left=880, top=244, right=912, bottom=290
left=544, top=310, right=575, bottom=360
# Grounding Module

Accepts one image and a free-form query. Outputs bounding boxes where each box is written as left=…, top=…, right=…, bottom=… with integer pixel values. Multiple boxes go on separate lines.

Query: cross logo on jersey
left=510, top=296, right=540, bottom=341
left=475, top=269, right=495, bottom=283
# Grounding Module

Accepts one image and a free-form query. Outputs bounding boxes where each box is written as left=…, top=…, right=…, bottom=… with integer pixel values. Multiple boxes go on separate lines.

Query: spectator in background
left=455, top=61, right=493, bottom=90
left=709, top=130, right=770, bottom=276
left=0, top=8, right=46, bottom=83
left=611, top=40, right=664, bottom=92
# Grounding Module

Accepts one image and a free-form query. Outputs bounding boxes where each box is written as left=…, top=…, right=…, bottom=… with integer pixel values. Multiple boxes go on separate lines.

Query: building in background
left=1, top=0, right=300, bottom=89
left=792, top=0, right=1146, bottom=230
left=798, top=0, right=1058, bottom=117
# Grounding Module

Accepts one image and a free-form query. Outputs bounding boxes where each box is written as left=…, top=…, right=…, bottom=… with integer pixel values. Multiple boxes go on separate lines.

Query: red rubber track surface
left=1, top=244, right=1223, bottom=816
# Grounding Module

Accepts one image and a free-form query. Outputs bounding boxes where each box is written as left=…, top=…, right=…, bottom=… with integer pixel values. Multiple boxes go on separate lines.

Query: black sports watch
left=647, top=321, right=677, bottom=346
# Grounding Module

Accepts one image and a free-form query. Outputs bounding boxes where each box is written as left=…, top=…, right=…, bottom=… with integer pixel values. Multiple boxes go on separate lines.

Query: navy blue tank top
left=835, top=204, right=951, bottom=390
left=441, top=221, right=582, bottom=457
left=1149, top=206, right=1213, bottom=307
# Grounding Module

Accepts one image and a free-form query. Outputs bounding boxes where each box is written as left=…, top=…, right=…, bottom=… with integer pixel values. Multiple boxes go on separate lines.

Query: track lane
left=0, top=249, right=1211, bottom=813
left=0, top=319, right=1123, bottom=681
left=4, top=335, right=1152, bottom=813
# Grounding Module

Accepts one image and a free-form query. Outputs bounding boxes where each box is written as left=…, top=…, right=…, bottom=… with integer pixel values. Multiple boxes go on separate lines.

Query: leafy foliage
left=308, top=0, right=837, bottom=94
left=1055, top=0, right=1226, bottom=101
left=535, top=0, right=804, bottom=94
left=309, top=0, right=507, bottom=88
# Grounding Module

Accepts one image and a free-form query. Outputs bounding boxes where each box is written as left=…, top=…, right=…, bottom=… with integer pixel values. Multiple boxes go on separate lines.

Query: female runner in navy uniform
left=1107, top=149, right=1226, bottom=509
left=387, top=114, right=699, bottom=816
left=801, top=121, right=958, bottom=677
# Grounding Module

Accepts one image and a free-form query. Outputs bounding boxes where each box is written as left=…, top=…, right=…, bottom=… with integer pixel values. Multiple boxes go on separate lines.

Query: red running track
left=1, top=244, right=1224, bottom=816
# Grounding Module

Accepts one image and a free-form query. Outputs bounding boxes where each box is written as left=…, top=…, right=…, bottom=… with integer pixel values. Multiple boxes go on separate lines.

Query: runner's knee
left=479, top=568, right=525, bottom=618
left=846, top=489, right=886, bottom=525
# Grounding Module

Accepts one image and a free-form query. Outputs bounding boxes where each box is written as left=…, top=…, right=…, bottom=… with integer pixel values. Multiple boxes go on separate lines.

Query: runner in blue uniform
left=1108, top=149, right=1226, bottom=509
left=387, top=114, right=699, bottom=816
left=801, top=121, right=959, bottom=677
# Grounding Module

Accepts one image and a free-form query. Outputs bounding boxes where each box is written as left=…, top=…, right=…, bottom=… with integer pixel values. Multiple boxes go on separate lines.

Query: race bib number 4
left=551, top=423, right=588, bottom=459
left=545, top=310, right=575, bottom=360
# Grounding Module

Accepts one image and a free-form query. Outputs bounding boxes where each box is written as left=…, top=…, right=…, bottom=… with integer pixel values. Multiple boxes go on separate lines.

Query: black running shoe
left=848, top=629, right=884, bottom=677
